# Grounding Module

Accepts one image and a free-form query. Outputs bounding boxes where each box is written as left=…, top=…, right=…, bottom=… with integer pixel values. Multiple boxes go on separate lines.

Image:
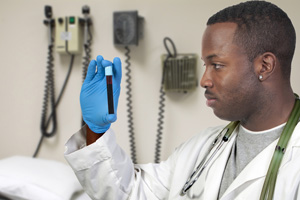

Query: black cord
left=82, top=29, right=92, bottom=82
left=81, top=22, right=93, bottom=127
left=154, top=85, right=166, bottom=163
left=33, top=52, right=75, bottom=158
left=125, top=46, right=137, bottom=164
left=163, top=37, right=177, bottom=59
left=154, top=37, right=177, bottom=163
left=40, top=43, right=57, bottom=138
left=34, top=43, right=55, bottom=158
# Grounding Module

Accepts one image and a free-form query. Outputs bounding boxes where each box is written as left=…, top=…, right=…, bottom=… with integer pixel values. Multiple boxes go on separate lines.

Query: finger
left=84, top=60, right=97, bottom=82
left=113, top=57, right=122, bottom=85
left=95, top=55, right=105, bottom=79
left=102, top=60, right=113, bottom=67
left=106, top=114, right=117, bottom=123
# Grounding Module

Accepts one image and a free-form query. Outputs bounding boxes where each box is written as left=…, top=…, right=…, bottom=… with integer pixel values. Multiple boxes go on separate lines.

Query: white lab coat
left=64, top=123, right=300, bottom=200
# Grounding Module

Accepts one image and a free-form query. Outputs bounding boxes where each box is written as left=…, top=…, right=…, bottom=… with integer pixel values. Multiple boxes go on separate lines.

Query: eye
left=213, top=63, right=224, bottom=70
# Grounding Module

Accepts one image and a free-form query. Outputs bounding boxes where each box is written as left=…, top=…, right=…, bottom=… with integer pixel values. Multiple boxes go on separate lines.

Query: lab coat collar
left=220, top=123, right=300, bottom=200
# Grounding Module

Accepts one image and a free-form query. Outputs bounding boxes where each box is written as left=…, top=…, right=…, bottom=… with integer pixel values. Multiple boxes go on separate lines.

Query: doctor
left=65, top=1, right=300, bottom=200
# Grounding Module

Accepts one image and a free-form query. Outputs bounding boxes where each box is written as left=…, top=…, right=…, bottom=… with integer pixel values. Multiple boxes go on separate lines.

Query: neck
left=241, top=91, right=295, bottom=131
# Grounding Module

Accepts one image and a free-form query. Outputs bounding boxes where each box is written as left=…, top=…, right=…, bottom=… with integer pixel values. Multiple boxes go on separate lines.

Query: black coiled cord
left=125, top=46, right=137, bottom=164
left=33, top=44, right=56, bottom=157
left=41, top=44, right=57, bottom=138
left=33, top=46, right=75, bottom=158
left=154, top=85, right=166, bottom=163
left=154, top=37, right=177, bottom=163
left=81, top=24, right=93, bottom=126
left=82, top=31, right=92, bottom=82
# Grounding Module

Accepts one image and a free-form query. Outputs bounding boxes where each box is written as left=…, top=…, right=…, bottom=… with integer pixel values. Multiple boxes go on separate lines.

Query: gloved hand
left=80, top=55, right=122, bottom=133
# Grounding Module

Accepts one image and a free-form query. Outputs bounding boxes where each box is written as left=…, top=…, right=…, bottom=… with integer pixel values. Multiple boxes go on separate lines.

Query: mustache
left=204, top=90, right=214, bottom=96
left=204, top=90, right=217, bottom=99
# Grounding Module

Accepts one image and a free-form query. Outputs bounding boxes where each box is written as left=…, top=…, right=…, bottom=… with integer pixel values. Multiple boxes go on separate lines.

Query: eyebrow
left=201, top=54, right=219, bottom=61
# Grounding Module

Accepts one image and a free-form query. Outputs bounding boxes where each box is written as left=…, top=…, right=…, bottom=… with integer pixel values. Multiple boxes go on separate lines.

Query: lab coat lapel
left=187, top=131, right=238, bottom=200
left=220, top=123, right=300, bottom=200
left=220, top=140, right=276, bottom=200
left=203, top=133, right=238, bottom=199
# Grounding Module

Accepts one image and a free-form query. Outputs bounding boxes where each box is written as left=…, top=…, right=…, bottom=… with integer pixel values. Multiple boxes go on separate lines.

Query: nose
left=200, top=68, right=213, bottom=88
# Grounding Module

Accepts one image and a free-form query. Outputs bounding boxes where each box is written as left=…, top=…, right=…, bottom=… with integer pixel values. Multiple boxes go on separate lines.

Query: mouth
left=204, top=91, right=217, bottom=107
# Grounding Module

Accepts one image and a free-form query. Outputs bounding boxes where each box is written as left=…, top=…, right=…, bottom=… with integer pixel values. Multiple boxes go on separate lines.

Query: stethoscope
left=181, top=95, right=300, bottom=200
left=181, top=121, right=239, bottom=196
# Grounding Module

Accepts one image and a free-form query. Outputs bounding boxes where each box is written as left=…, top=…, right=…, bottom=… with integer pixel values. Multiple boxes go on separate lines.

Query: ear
left=254, top=52, right=276, bottom=81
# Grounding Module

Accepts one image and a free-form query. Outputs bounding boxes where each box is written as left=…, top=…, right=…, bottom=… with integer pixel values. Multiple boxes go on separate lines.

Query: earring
left=259, top=75, right=263, bottom=80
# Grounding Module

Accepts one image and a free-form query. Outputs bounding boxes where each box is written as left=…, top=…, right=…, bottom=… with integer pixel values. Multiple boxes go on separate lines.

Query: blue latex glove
left=80, top=55, right=122, bottom=133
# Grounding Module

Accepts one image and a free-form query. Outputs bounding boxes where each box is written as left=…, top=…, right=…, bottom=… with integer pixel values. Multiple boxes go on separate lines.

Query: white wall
left=0, top=0, right=299, bottom=164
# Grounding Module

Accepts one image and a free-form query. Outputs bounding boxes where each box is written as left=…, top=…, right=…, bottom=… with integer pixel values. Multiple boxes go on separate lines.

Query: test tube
left=105, top=65, right=114, bottom=114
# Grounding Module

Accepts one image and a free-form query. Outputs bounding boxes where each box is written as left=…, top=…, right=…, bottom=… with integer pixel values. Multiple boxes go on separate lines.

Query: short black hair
left=207, top=1, right=296, bottom=79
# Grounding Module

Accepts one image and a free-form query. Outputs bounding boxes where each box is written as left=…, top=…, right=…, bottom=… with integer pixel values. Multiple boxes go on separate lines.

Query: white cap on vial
left=105, top=66, right=113, bottom=76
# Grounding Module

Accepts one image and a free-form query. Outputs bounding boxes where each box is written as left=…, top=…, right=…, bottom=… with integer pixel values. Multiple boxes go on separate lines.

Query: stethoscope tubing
left=181, top=122, right=239, bottom=195
left=181, top=138, right=227, bottom=195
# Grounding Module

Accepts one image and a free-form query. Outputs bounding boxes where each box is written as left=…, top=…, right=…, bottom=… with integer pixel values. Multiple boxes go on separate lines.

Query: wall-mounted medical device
left=55, top=16, right=82, bottom=54
left=155, top=37, right=198, bottom=163
left=34, top=5, right=92, bottom=158
left=161, top=54, right=198, bottom=93
left=113, top=11, right=144, bottom=46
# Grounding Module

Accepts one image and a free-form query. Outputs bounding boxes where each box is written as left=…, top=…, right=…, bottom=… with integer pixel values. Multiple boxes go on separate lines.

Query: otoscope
left=105, top=65, right=114, bottom=114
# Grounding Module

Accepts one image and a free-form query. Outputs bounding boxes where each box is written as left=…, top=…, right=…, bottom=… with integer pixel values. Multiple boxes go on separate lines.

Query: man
left=65, top=1, right=300, bottom=199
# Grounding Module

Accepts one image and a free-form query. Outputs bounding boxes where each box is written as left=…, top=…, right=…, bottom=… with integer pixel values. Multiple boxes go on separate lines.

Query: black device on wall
left=113, top=11, right=140, bottom=46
